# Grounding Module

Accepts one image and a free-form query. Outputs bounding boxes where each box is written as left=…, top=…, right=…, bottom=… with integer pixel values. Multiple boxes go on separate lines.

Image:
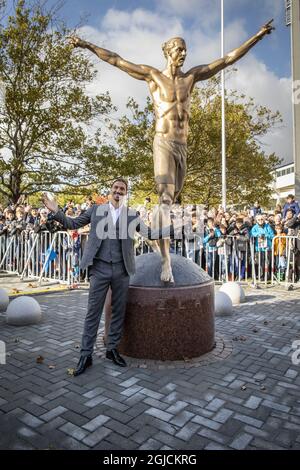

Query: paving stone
left=59, top=422, right=88, bottom=441
left=169, top=410, right=194, bottom=427
left=233, top=413, right=264, bottom=428
left=139, top=438, right=162, bottom=450
left=82, top=427, right=112, bottom=447
left=18, top=413, right=44, bottom=428
left=175, top=422, right=200, bottom=441
left=230, top=432, right=253, bottom=450
left=39, top=406, right=67, bottom=422
left=206, top=398, right=226, bottom=412
left=105, top=419, right=135, bottom=437
left=192, top=415, right=222, bottom=430
left=1, top=287, right=300, bottom=451
left=212, top=408, right=234, bottom=423
left=145, top=408, right=173, bottom=422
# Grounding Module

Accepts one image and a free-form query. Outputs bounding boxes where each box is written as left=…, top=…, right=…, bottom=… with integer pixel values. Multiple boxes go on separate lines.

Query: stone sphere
left=6, top=296, right=42, bottom=326
left=219, top=282, right=245, bottom=305
left=0, top=288, right=9, bottom=312
left=215, top=291, right=233, bottom=316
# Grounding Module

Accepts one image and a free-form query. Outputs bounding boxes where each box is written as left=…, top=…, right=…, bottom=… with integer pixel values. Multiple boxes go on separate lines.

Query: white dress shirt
left=109, top=202, right=122, bottom=225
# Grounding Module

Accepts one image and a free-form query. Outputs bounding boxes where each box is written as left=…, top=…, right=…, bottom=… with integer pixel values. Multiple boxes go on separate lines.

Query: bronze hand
left=68, top=36, right=87, bottom=49
left=259, top=19, right=275, bottom=37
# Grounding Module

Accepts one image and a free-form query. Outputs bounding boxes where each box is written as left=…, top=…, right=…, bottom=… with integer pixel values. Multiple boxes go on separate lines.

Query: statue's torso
left=148, top=71, right=194, bottom=144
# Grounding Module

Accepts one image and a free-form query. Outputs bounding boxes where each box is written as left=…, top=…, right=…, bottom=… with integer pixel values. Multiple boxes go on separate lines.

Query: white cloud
left=77, top=5, right=292, bottom=164
left=227, top=56, right=292, bottom=164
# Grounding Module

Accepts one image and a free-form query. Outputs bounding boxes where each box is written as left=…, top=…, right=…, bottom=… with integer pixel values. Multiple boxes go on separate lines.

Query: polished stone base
left=119, top=253, right=215, bottom=361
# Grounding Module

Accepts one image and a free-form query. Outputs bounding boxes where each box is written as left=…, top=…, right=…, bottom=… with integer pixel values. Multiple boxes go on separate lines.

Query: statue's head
left=162, top=37, right=187, bottom=67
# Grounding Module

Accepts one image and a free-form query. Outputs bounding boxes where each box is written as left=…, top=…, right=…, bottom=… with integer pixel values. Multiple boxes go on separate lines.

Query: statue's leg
left=158, top=183, right=175, bottom=283
left=148, top=206, right=161, bottom=254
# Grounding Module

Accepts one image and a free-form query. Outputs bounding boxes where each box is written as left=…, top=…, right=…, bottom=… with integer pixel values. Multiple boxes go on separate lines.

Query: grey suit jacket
left=52, top=204, right=174, bottom=275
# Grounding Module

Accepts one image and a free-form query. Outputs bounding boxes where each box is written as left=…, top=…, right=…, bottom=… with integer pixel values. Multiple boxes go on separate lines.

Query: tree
left=107, top=74, right=282, bottom=207
left=0, top=0, right=115, bottom=204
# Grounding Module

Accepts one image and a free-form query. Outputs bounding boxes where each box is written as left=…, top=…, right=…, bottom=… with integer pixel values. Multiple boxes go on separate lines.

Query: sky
left=5, top=0, right=294, bottom=165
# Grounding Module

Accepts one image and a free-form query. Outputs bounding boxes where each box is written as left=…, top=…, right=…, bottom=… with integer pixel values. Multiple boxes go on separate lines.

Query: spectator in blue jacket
left=251, top=215, right=274, bottom=251
left=283, top=194, right=300, bottom=219
left=251, top=214, right=274, bottom=280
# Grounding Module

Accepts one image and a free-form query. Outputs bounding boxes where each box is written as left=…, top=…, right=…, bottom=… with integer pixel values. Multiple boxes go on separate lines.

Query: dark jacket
left=228, top=224, right=250, bottom=252
left=283, top=201, right=300, bottom=218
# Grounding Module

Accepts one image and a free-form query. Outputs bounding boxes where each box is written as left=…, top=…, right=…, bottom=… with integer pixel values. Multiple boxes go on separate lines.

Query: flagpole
left=221, top=0, right=226, bottom=210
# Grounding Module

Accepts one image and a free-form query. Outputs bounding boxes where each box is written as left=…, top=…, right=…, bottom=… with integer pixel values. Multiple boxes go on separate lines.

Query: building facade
left=287, top=0, right=300, bottom=200
left=271, top=162, right=295, bottom=204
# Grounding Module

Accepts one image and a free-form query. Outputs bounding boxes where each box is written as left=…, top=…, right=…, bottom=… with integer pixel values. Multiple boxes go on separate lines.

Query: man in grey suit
left=42, top=179, right=175, bottom=375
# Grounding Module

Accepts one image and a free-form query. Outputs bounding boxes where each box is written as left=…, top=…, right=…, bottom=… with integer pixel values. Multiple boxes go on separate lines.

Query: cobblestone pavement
left=0, top=286, right=300, bottom=450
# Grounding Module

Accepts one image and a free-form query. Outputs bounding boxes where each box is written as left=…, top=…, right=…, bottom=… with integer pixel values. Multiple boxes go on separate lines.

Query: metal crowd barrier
left=1, top=230, right=299, bottom=288
left=0, top=231, right=73, bottom=285
left=271, top=235, right=299, bottom=287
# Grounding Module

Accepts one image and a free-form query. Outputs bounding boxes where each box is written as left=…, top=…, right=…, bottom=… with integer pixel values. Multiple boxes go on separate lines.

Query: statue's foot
left=161, top=261, right=174, bottom=283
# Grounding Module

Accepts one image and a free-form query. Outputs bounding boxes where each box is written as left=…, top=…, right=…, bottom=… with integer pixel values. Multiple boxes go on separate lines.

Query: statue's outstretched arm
left=188, top=19, right=275, bottom=82
left=69, top=36, right=157, bottom=81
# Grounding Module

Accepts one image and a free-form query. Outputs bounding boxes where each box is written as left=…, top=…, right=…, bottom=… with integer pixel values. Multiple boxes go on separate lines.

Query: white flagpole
left=221, top=0, right=226, bottom=210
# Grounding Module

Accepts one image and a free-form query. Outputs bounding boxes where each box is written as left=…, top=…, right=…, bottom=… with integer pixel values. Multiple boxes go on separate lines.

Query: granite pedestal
left=119, top=253, right=215, bottom=361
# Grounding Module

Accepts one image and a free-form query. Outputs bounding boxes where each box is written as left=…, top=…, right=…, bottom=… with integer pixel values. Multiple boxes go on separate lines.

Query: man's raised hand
left=41, top=192, right=58, bottom=214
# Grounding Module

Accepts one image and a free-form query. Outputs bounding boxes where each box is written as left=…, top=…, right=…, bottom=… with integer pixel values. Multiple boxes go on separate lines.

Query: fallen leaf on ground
left=74, top=344, right=80, bottom=349
left=36, top=355, right=44, bottom=364
left=233, top=335, right=247, bottom=342
left=27, top=283, right=37, bottom=288
left=241, top=385, right=247, bottom=391
left=263, top=321, right=269, bottom=325
left=48, top=365, right=56, bottom=369
left=252, top=328, right=259, bottom=333
left=260, top=385, right=266, bottom=391
left=67, top=368, right=75, bottom=376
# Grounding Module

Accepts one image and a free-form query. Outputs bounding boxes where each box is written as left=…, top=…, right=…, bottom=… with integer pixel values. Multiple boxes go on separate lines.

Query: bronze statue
left=70, top=19, right=274, bottom=282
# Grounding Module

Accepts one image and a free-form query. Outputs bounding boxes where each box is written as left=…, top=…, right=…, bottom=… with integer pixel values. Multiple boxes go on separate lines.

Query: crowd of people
left=1, top=193, right=300, bottom=283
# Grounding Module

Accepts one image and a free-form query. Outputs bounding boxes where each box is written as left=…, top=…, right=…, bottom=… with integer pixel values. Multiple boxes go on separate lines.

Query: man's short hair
left=287, top=194, right=294, bottom=199
left=111, top=178, right=128, bottom=191
left=286, top=208, right=295, bottom=214
left=162, top=37, right=186, bottom=59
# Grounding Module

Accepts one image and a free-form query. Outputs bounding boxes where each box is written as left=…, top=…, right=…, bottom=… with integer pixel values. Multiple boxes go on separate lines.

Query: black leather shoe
left=106, top=349, right=127, bottom=367
left=73, top=355, right=93, bottom=376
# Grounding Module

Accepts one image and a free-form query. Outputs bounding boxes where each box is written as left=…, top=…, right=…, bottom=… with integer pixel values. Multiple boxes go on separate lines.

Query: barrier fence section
left=0, top=231, right=299, bottom=287
left=0, top=231, right=73, bottom=285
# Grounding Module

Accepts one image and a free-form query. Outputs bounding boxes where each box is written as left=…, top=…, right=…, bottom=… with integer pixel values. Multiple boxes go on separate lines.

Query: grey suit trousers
left=81, top=259, right=130, bottom=356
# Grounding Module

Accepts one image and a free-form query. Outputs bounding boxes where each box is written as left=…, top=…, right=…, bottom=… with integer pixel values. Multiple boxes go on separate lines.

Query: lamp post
left=221, top=0, right=226, bottom=210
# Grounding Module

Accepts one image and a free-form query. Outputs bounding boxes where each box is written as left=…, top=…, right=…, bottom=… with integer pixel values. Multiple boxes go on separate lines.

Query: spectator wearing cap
left=283, top=194, right=300, bottom=219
